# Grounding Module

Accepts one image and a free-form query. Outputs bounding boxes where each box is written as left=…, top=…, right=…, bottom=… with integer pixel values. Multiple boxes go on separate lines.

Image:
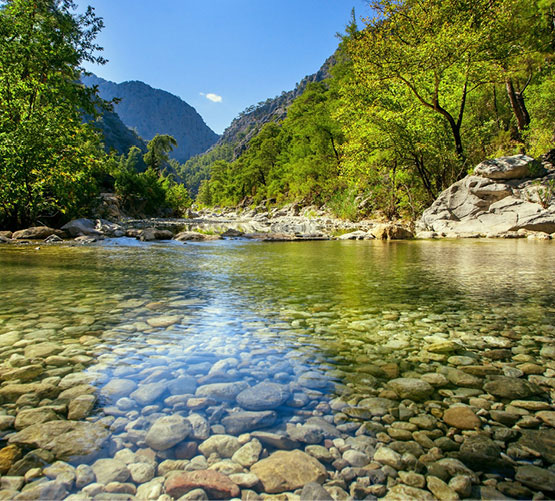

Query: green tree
left=0, top=0, right=107, bottom=228
left=349, top=0, right=506, bottom=168
left=143, top=134, right=177, bottom=174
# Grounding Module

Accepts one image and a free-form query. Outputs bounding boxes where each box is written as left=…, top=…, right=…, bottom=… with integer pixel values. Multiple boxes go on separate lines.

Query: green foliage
left=0, top=0, right=107, bottom=229
left=176, top=143, right=234, bottom=197
left=199, top=82, right=345, bottom=209
left=143, top=134, right=177, bottom=174
left=193, top=0, right=553, bottom=221
left=112, top=147, right=191, bottom=216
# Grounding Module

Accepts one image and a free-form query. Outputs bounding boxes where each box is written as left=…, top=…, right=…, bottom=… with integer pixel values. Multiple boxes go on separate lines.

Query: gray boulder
left=474, top=154, right=545, bottom=180
left=12, top=226, right=63, bottom=240
left=61, top=218, right=102, bottom=237
left=420, top=155, right=555, bottom=237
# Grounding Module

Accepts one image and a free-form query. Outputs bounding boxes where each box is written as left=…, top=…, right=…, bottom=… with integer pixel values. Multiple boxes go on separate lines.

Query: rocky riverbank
left=1, top=156, right=554, bottom=245
left=0, top=209, right=415, bottom=246
left=418, top=154, right=555, bottom=239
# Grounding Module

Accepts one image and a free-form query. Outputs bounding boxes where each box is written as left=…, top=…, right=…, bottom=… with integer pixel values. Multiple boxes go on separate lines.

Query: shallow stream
left=0, top=239, right=553, bottom=499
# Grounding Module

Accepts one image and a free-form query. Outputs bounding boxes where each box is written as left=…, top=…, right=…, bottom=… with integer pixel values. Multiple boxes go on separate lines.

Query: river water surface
left=0, top=239, right=554, bottom=499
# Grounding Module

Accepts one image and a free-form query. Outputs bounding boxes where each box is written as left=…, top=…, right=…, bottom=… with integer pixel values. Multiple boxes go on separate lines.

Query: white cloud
left=200, top=92, right=222, bottom=103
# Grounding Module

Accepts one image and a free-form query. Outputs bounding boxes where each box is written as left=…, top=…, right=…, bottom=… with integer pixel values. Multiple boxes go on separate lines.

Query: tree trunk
left=506, top=78, right=530, bottom=134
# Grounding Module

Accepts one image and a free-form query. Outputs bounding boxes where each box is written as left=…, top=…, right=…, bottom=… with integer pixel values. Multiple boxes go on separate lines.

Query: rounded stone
left=443, top=406, right=481, bottom=430
left=236, top=382, right=290, bottom=411
left=388, top=378, right=434, bottom=401
left=91, top=458, right=129, bottom=484
left=250, top=450, right=327, bottom=494
left=145, top=414, right=191, bottom=451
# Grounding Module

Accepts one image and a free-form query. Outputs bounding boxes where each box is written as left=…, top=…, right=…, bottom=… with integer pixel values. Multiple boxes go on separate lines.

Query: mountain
left=178, top=56, right=335, bottom=195
left=217, top=55, right=334, bottom=158
left=88, top=107, right=147, bottom=156
left=82, top=74, right=219, bottom=163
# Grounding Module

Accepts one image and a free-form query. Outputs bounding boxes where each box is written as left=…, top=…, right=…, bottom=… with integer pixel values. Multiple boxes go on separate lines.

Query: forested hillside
left=193, top=1, right=554, bottom=220
left=177, top=56, right=334, bottom=196
left=0, top=1, right=193, bottom=229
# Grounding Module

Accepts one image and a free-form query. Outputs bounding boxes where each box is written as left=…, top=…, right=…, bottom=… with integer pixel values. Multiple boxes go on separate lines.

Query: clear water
left=0, top=239, right=554, bottom=495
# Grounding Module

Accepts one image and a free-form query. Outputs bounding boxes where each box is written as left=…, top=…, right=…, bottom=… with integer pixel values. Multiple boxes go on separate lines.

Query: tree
left=0, top=0, right=106, bottom=228
left=349, top=0, right=507, bottom=169
left=143, top=134, right=177, bottom=174
left=487, top=0, right=555, bottom=138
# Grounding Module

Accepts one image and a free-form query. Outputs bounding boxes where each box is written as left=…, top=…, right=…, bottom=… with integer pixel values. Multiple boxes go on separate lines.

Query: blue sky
left=80, top=1, right=371, bottom=134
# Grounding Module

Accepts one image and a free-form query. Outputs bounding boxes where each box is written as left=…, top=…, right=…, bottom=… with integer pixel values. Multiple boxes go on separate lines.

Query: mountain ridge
left=82, top=74, right=219, bottom=163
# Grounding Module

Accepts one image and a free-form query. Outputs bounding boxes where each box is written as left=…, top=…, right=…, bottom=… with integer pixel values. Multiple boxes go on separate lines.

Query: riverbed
left=0, top=239, right=553, bottom=499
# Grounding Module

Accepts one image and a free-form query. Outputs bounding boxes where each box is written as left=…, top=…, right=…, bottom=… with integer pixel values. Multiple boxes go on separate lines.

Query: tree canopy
left=0, top=0, right=106, bottom=228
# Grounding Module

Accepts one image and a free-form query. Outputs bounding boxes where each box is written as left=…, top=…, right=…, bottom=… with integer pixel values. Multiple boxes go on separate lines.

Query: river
left=0, top=238, right=553, bottom=499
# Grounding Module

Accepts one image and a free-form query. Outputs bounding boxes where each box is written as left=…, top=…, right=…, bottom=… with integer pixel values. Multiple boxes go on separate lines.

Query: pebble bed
left=0, top=239, right=553, bottom=500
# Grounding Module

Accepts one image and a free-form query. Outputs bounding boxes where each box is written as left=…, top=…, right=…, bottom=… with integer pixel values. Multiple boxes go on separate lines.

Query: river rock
left=343, top=449, right=369, bottom=467
left=356, top=397, right=396, bottom=417
left=236, top=382, right=290, bottom=410
left=198, top=435, right=241, bottom=458
left=222, top=410, right=277, bottom=434
left=9, top=421, right=109, bottom=460
left=138, top=228, right=173, bottom=241
left=13, top=479, right=68, bottom=500
left=251, top=450, right=327, bottom=494
left=130, top=382, right=167, bottom=405
left=443, top=406, right=481, bottom=430
left=61, top=218, right=102, bottom=237
left=168, top=376, right=198, bottom=395
left=0, top=331, right=20, bottom=346
left=186, top=413, right=210, bottom=440
left=388, top=378, right=434, bottom=401
left=14, top=407, right=59, bottom=430
left=91, top=458, right=130, bottom=484
left=145, top=414, right=191, bottom=451
left=165, top=470, right=239, bottom=499
left=231, top=439, right=262, bottom=467
left=483, top=376, right=541, bottom=399
left=300, top=481, right=334, bottom=500
left=146, top=315, right=181, bottom=328
left=516, top=429, right=555, bottom=462
left=384, top=484, right=435, bottom=500
left=12, top=226, right=62, bottom=240
left=24, top=342, right=63, bottom=359
left=371, top=223, right=414, bottom=240
left=67, top=394, right=96, bottom=420
left=458, top=435, right=504, bottom=470
left=536, top=410, right=555, bottom=427
left=75, top=464, right=95, bottom=488
left=0, top=445, right=22, bottom=474
left=174, top=231, right=221, bottom=241
left=0, top=383, right=58, bottom=402
left=100, top=379, right=137, bottom=399
left=374, top=446, right=403, bottom=469
left=251, top=431, right=300, bottom=450
left=195, top=381, right=248, bottom=401
left=515, top=464, right=555, bottom=493
left=426, top=475, right=460, bottom=500
left=298, top=370, right=330, bottom=389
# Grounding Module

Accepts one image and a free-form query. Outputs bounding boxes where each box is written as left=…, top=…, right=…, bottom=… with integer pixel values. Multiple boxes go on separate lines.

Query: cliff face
left=83, top=74, right=219, bottom=162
